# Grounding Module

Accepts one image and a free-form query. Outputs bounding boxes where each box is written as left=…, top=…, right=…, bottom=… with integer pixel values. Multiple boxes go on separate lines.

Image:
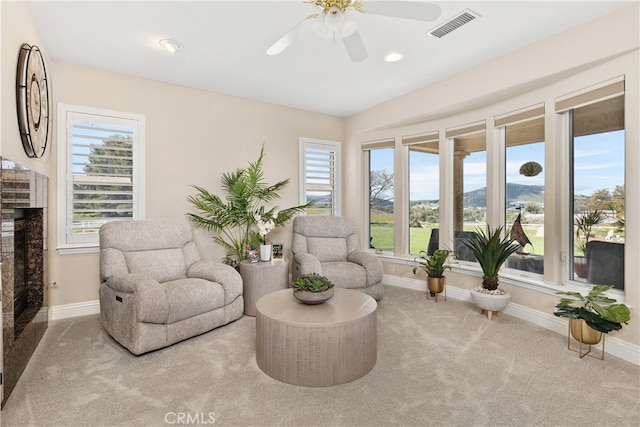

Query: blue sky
left=371, top=130, right=624, bottom=202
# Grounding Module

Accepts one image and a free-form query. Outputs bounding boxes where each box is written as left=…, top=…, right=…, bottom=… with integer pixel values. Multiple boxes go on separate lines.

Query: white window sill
left=57, top=245, right=99, bottom=255
left=376, top=254, right=627, bottom=303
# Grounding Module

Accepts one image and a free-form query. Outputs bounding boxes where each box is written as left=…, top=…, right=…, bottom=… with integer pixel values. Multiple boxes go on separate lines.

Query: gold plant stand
left=567, top=319, right=605, bottom=360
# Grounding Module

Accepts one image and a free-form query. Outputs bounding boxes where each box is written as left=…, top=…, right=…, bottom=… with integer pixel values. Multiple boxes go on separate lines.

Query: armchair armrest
left=188, top=260, right=243, bottom=304
left=103, top=274, right=169, bottom=323
left=348, top=251, right=383, bottom=286
left=293, top=252, right=323, bottom=276
left=104, top=274, right=159, bottom=294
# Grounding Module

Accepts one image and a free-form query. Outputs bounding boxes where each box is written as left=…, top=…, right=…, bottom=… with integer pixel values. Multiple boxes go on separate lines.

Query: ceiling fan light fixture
left=324, top=6, right=344, bottom=30
left=311, top=7, right=357, bottom=41
left=159, top=39, right=182, bottom=53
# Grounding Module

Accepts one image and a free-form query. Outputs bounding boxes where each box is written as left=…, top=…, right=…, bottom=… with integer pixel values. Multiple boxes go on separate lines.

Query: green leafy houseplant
left=462, top=225, right=521, bottom=291
left=187, top=145, right=312, bottom=268
left=292, top=273, right=335, bottom=293
left=554, top=285, right=631, bottom=333
left=412, top=249, right=454, bottom=278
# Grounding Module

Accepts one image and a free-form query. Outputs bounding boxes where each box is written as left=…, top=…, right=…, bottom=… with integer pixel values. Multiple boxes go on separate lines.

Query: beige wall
left=343, top=3, right=640, bottom=347
left=49, top=64, right=344, bottom=307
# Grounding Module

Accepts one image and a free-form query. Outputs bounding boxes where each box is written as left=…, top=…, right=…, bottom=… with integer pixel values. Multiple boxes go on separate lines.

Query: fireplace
left=11, top=208, right=45, bottom=340
left=1, top=159, right=49, bottom=406
left=13, top=217, right=27, bottom=322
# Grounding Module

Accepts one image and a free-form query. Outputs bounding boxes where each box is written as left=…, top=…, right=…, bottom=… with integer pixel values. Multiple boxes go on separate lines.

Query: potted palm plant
left=554, top=284, right=630, bottom=355
left=574, top=209, right=606, bottom=278
left=187, top=145, right=312, bottom=268
left=413, top=248, right=454, bottom=300
left=462, top=225, right=521, bottom=319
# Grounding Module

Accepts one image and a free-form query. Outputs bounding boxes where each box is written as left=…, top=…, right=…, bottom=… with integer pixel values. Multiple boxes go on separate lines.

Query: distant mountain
left=465, top=183, right=544, bottom=208
left=410, top=183, right=544, bottom=208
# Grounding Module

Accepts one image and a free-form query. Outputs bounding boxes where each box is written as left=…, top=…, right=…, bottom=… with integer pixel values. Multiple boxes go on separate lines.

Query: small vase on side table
left=260, top=243, right=272, bottom=262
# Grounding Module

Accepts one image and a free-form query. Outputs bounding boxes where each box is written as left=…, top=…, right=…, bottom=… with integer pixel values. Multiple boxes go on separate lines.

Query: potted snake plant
left=462, top=225, right=521, bottom=319
left=413, top=248, right=454, bottom=300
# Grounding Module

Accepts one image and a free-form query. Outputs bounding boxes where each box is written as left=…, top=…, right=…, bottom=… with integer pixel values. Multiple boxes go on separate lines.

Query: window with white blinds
left=57, top=104, right=145, bottom=252
left=299, top=138, right=341, bottom=216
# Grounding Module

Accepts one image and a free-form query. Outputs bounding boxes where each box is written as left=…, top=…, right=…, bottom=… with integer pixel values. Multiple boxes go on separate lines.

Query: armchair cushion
left=125, top=248, right=188, bottom=283
left=307, top=237, right=348, bottom=262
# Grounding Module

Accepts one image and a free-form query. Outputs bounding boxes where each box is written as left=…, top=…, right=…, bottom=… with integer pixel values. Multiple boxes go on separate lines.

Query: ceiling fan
left=266, top=0, right=442, bottom=62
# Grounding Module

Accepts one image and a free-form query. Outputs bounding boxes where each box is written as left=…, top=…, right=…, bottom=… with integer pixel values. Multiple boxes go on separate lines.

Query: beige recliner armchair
left=291, top=216, right=383, bottom=300
left=99, top=219, right=244, bottom=355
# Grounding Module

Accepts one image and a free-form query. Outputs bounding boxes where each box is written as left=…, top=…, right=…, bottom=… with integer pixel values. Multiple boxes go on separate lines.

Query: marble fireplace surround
left=1, top=158, right=49, bottom=405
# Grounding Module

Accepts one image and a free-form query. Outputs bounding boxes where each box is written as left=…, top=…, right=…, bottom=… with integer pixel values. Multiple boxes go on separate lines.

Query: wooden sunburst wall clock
left=16, top=43, right=50, bottom=158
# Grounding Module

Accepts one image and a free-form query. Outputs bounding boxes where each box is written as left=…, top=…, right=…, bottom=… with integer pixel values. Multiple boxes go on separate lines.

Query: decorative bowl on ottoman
left=291, top=273, right=335, bottom=305
left=293, top=287, right=334, bottom=304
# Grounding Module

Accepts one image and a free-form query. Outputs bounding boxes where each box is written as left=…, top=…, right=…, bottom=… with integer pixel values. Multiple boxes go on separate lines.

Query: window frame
left=298, top=137, right=341, bottom=216
left=362, top=139, right=396, bottom=254
left=496, top=105, right=546, bottom=279
left=404, top=132, right=440, bottom=256
left=57, top=104, right=145, bottom=254
left=563, top=95, right=625, bottom=289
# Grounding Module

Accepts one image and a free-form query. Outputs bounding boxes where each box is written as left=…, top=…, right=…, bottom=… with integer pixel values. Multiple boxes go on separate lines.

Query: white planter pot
left=470, top=288, right=511, bottom=320
left=260, top=244, right=272, bottom=262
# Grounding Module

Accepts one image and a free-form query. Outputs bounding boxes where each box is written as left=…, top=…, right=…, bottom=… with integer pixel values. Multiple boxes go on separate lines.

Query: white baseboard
left=384, top=274, right=640, bottom=366
left=48, top=300, right=100, bottom=321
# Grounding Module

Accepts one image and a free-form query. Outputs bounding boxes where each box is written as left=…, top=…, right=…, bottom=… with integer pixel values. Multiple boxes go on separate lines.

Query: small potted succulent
left=412, top=249, right=454, bottom=300
left=554, top=284, right=631, bottom=347
left=291, top=273, right=335, bottom=304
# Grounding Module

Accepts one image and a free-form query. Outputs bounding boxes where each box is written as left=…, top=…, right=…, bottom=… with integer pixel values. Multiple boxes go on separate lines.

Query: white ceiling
left=27, top=0, right=633, bottom=117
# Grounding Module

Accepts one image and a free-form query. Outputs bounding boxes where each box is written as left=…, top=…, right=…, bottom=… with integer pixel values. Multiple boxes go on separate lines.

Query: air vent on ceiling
left=427, top=9, right=480, bottom=39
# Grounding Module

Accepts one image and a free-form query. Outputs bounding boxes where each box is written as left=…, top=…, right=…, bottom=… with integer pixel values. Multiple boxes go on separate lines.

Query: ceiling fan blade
left=266, top=15, right=317, bottom=56
left=362, top=1, right=441, bottom=22
left=343, top=30, right=368, bottom=62
left=266, top=28, right=298, bottom=56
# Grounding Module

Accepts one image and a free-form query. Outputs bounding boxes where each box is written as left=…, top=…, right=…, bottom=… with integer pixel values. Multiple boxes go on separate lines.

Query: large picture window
left=565, top=89, right=625, bottom=289
left=448, top=122, right=486, bottom=262
left=358, top=73, right=632, bottom=302
left=404, top=132, right=439, bottom=255
left=363, top=140, right=394, bottom=252
left=57, top=104, right=145, bottom=252
left=497, top=106, right=546, bottom=275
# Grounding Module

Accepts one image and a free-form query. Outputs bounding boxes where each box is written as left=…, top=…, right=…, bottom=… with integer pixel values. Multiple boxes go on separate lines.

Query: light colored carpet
left=2, top=285, right=639, bottom=427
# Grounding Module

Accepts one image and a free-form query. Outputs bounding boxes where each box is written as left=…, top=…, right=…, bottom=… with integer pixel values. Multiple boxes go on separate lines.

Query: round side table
left=239, top=259, right=289, bottom=316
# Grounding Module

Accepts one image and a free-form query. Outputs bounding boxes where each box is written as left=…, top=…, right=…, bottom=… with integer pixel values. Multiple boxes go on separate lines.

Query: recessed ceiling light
left=384, top=52, right=403, bottom=63
left=159, top=39, right=182, bottom=53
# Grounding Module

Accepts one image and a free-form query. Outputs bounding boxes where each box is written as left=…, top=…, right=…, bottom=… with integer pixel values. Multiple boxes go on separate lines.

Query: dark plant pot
left=570, top=319, right=602, bottom=345
left=574, top=256, right=588, bottom=279
left=293, top=287, right=334, bottom=305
